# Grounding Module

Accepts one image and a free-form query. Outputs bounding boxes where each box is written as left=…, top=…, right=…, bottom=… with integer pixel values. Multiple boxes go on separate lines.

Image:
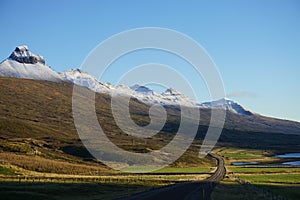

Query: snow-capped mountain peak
left=0, top=45, right=63, bottom=82
left=9, top=45, right=45, bottom=65
left=201, top=98, right=253, bottom=115
left=160, top=88, right=198, bottom=107
left=130, top=84, right=154, bottom=95
left=162, top=88, right=183, bottom=96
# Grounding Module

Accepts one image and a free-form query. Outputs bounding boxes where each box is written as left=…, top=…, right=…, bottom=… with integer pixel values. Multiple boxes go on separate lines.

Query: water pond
left=232, top=153, right=300, bottom=166
left=274, top=153, right=300, bottom=158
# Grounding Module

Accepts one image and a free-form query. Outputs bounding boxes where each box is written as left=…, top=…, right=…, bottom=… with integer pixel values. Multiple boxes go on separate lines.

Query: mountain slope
left=0, top=77, right=299, bottom=138
left=0, top=46, right=64, bottom=82
left=0, top=77, right=299, bottom=175
left=0, top=77, right=216, bottom=168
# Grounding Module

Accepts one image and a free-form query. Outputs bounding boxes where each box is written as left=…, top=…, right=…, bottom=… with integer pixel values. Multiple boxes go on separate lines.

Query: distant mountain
left=61, top=69, right=198, bottom=107
left=161, top=88, right=198, bottom=107
left=61, top=70, right=253, bottom=114
left=0, top=46, right=64, bottom=82
left=201, top=98, right=253, bottom=116
left=130, top=84, right=155, bottom=95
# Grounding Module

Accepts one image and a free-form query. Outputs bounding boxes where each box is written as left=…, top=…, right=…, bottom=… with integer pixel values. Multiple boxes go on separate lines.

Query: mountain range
left=0, top=45, right=253, bottom=115
left=0, top=46, right=299, bottom=167
left=0, top=46, right=300, bottom=136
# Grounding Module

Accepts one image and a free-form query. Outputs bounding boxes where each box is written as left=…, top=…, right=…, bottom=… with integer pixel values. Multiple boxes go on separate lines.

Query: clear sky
left=0, top=0, right=299, bottom=122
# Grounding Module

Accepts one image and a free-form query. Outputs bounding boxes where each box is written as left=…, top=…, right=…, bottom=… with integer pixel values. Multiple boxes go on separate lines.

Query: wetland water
left=232, top=153, right=300, bottom=166
left=275, top=153, right=300, bottom=166
left=274, top=153, right=300, bottom=158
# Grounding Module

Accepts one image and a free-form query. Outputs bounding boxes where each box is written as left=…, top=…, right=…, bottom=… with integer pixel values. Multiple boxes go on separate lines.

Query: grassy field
left=211, top=147, right=300, bottom=200
left=0, top=166, right=19, bottom=175
left=228, top=166, right=300, bottom=173
left=0, top=162, right=213, bottom=199
left=0, top=182, right=152, bottom=200
left=0, top=165, right=212, bottom=200
left=212, top=180, right=300, bottom=200
left=121, top=166, right=214, bottom=174
left=155, top=166, right=214, bottom=174
left=212, top=181, right=266, bottom=200
left=238, top=174, right=300, bottom=184
left=261, top=184, right=300, bottom=200
left=212, top=166, right=300, bottom=200
left=0, top=164, right=212, bottom=183
left=217, top=148, right=271, bottom=161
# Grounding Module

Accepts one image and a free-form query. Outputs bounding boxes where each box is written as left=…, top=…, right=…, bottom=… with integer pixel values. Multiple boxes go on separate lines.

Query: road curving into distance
left=119, top=153, right=226, bottom=200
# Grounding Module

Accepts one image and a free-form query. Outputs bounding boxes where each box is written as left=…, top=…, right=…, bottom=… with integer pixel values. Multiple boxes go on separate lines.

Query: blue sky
left=0, top=0, right=299, bottom=122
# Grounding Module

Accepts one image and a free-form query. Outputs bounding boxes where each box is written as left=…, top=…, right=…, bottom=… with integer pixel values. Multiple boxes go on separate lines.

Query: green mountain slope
left=0, top=77, right=299, bottom=174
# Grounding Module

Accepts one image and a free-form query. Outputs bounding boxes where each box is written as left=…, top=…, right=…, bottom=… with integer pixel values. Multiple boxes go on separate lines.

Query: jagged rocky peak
left=9, top=45, right=45, bottom=65
left=162, top=88, right=184, bottom=96
left=130, top=84, right=154, bottom=95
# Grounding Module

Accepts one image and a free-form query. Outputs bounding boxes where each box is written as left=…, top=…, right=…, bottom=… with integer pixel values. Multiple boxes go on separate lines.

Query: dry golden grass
left=0, top=152, right=110, bottom=175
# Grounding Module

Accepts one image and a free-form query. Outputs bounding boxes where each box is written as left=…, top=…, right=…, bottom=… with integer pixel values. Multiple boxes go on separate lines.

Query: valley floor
left=0, top=157, right=214, bottom=199
left=1, top=147, right=299, bottom=199
left=211, top=148, right=300, bottom=200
